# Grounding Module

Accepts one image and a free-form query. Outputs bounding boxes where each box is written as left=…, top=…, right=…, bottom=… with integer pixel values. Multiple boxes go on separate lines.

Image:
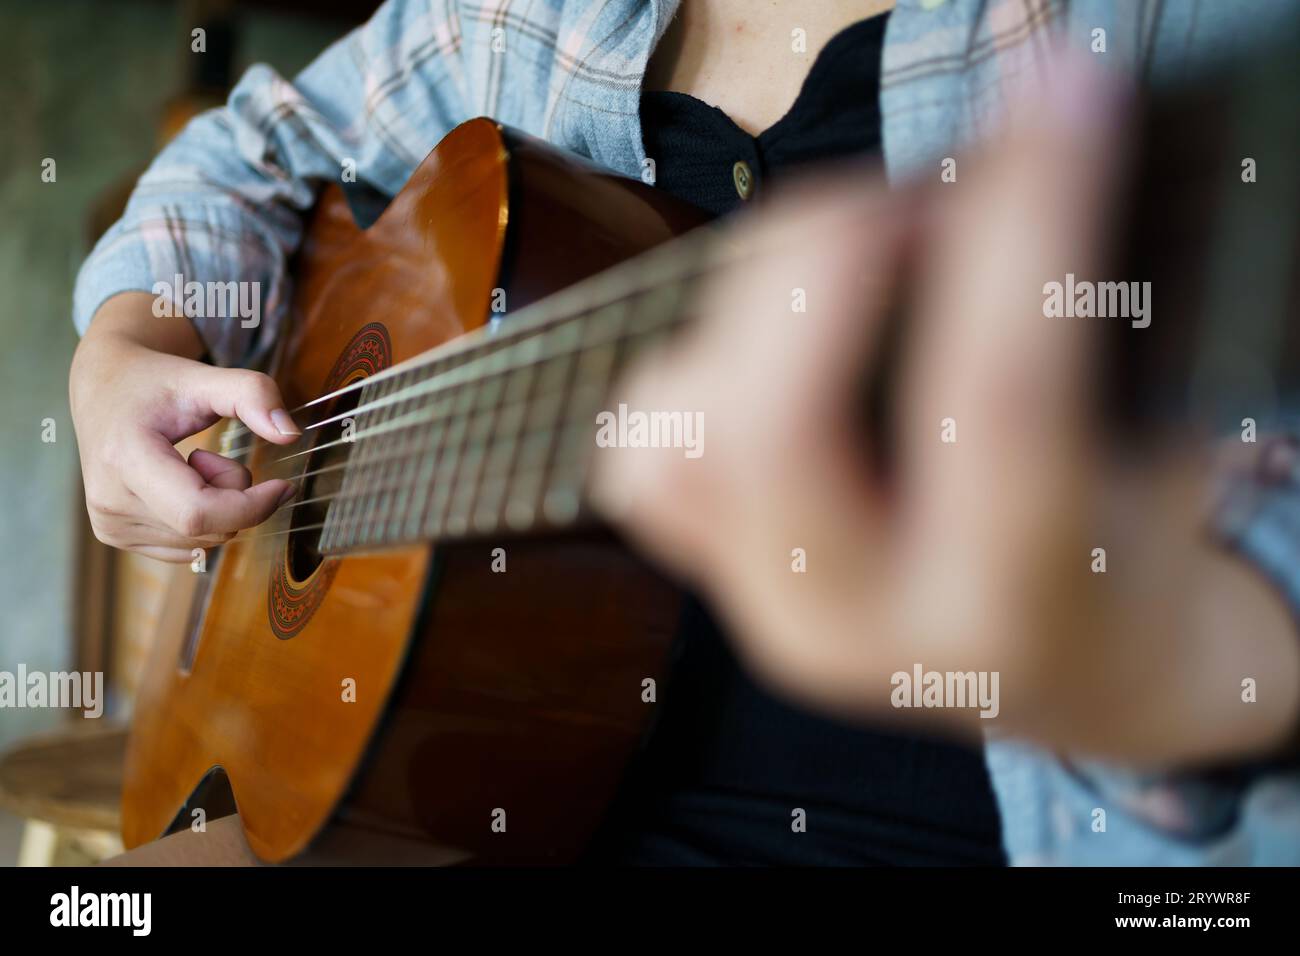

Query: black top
left=640, top=13, right=891, bottom=216
left=587, top=13, right=1006, bottom=866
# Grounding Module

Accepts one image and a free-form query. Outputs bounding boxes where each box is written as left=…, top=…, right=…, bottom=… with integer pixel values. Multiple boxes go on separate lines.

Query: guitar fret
left=385, top=382, right=427, bottom=543
left=391, top=400, right=441, bottom=543
left=474, top=363, right=536, bottom=533
left=326, top=379, right=379, bottom=550
left=537, top=300, right=631, bottom=524
left=544, top=345, right=623, bottom=524
left=346, top=376, right=395, bottom=548
left=421, top=369, right=481, bottom=539
left=367, top=371, right=417, bottom=546
left=388, top=370, right=433, bottom=541
left=406, top=384, right=455, bottom=541
left=308, top=262, right=703, bottom=552
left=443, top=348, right=509, bottom=536
left=505, top=351, right=575, bottom=531
left=367, top=375, right=409, bottom=546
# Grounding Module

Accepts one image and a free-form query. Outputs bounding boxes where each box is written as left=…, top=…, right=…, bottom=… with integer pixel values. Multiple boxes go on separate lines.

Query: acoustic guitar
left=124, top=118, right=711, bottom=863
left=124, top=15, right=1300, bottom=864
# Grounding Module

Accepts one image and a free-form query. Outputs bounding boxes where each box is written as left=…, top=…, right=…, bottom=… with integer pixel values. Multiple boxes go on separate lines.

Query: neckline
left=641, top=12, right=888, bottom=145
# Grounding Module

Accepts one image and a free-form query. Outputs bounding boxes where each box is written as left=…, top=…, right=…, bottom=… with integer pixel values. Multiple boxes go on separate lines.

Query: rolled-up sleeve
left=987, top=739, right=1300, bottom=865
left=73, top=0, right=469, bottom=366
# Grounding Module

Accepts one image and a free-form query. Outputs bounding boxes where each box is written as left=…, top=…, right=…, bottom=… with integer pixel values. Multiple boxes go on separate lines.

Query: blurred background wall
left=0, top=0, right=376, bottom=865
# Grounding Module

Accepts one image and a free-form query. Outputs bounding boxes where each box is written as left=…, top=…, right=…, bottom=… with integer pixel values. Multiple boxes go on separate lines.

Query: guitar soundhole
left=268, top=322, right=391, bottom=639
left=286, top=388, right=359, bottom=582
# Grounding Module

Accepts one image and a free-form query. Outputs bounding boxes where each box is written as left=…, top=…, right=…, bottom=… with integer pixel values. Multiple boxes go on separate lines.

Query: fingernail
left=271, top=409, right=301, bottom=436
left=277, top=485, right=297, bottom=507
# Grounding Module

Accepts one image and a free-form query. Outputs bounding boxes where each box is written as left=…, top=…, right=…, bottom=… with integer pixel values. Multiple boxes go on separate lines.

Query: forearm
left=1007, top=536, right=1300, bottom=768
left=70, top=293, right=205, bottom=424
left=946, top=450, right=1300, bottom=767
left=77, top=292, right=205, bottom=359
left=704, top=506, right=1300, bottom=768
left=1172, top=544, right=1300, bottom=764
left=73, top=0, right=470, bottom=369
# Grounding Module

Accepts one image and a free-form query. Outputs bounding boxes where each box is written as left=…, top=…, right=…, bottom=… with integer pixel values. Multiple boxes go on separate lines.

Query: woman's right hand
left=69, top=292, right=301, bottom=562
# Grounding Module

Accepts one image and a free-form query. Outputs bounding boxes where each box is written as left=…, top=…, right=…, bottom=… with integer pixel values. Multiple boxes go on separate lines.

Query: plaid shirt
left=73, top=0, right=1300, bottom=865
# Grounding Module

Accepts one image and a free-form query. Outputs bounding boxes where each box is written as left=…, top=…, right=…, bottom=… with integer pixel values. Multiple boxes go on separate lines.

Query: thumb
left=188, top=366, right=302, bottom=446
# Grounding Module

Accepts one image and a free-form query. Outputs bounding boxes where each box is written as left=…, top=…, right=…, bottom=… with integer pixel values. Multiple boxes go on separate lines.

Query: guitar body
left=123, top=119, right=707, bottom=863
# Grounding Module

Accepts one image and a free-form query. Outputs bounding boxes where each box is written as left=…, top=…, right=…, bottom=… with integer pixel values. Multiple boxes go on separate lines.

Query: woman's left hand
left=592, top=67, right=1300, bottom=765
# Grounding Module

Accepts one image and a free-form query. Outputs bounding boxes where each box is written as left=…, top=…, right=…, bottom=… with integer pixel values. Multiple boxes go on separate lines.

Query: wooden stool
left=0, top=724, right=127, bottom=865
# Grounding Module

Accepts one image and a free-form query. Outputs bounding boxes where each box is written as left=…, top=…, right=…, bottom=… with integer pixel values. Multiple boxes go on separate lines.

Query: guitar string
left=229, top=319, right=650, bottom=477
left=223, top=369, right=613, bottom=544
left=273, top=394, right=590, bottom=515
left=217, top=291, right=674, bottom=461
left=225, top=461, right=569, bottom=545
left=216, top=292, right=650, bottom=462
left=225, top=259, right=679, bottom=546
left=218, top=221, right=728, bottom=446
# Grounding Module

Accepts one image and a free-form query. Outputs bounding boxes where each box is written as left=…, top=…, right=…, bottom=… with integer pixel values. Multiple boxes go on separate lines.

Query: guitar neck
left=316, top=237, right=707, bottom=554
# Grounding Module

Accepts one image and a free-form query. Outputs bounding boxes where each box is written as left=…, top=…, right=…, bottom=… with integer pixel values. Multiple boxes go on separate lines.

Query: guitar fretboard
left=315, top=266, right=697, bottom=554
